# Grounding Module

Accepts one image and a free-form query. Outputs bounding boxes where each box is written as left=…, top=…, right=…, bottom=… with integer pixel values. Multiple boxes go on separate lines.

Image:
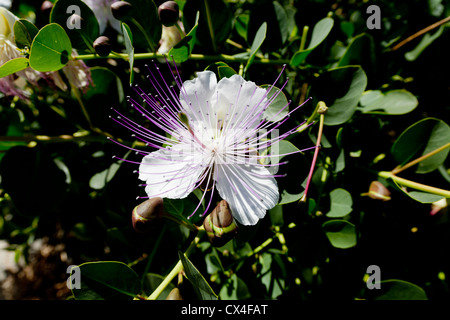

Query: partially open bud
left=203, top=200, right=238, bottom=247
left=362, top=181, right=391, bottom=201
left=165, top=287, right=183, bottom=300
left=111, top=1, right=133, bottom=21
left=93, top=36, right=111, bottom=57
left=132, top=197, right=165, bottom=233
left=158, top=1, right=179, bottom=27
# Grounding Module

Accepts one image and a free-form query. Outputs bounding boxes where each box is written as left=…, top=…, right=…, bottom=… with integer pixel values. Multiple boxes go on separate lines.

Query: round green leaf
left=291, top=17, right=334, bottom=66
left=29, top=23, right=72, bottom=72
left=326, top=188, right=353, bottom=217
left=391, top=118, right=450, bottom=173
left=72, top=261, right=141, bottom=300
left=13, top=19, right=39, bottom=49
left=0, top=57, right=29, bottom=78
left=322, top=220, right=357, bottom=249
left=359, top=90, right=418, bottom=115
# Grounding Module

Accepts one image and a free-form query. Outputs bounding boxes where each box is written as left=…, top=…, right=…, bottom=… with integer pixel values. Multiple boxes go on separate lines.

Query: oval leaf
left=244, top=22, right=266, bottom=74
left=391, top=118, right=450, bottom=173
left=13, top=19, right=39, bottom=49
left=122, top=22, right=134, bottom=84
left=322, top=220, right=357, bottom=249
left=29, top=23, right=72, bottom=72
left=370, top=279, right=428, bottom=300
left=326, top=188, right=353, bottom=217
left=71, top=261, right=141, bottom=300
left=359, top=90, right=418, bottom=115
left=0, top=57, right=29, bottom=78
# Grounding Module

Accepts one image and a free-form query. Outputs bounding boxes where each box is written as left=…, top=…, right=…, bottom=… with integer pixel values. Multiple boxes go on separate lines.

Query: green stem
left=378, top=171, right=450, bottom=198
left=299, top=25, right=309, bottom=51
left=300, top=102, right=327, bottom=202
left=296, top=99, right=322, bottom=133
left=247, top=238, right=273, bottom=258
left=147, top=228, right=205, bottom=300
left=74, top=52, right=290, bottom=65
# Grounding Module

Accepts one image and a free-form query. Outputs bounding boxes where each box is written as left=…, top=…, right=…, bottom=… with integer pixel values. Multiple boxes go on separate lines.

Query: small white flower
left=111, top=63, right=310, bottom=226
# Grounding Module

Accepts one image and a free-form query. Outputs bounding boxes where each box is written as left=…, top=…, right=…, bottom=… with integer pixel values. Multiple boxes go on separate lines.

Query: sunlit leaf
left=29, top=23, right=72, bottom=72
left=0, top=57, right=29, bottom=78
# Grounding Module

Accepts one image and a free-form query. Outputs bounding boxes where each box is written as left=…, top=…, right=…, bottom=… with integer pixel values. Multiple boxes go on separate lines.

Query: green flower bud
left=158, top=1, right=179, bottom=27
left=93, top=36, right=111, bottom=57
left=165, top=287, right=183, bottom=300
left=111, top=1, right=133, bottom=21
left=132, top=197, right=165, bottom=233
left=203, top=200, right=238, bottom=247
